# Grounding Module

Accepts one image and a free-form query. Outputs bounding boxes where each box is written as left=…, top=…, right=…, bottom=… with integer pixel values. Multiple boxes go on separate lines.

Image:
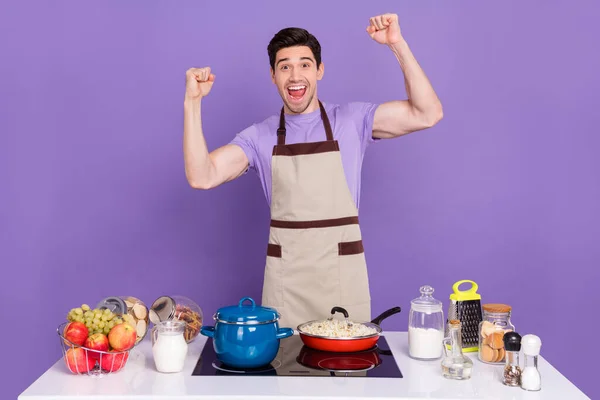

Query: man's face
left=271, top=46, right=324, bottom=114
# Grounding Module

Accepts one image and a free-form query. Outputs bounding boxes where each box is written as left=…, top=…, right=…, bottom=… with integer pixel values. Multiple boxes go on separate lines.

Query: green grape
left=103, top=308, right=111, bottom=314
left=103, top=326, right=111, bottom=334
left=84, top=311, right=93, bottom=318
left=99, top=321, right=105, bottom=328
left=101, top=315, right=109, bottom=322
left=106, top=313, right=114, bottom=321
left=81, top=304, right=90, bottom=311
left=107, top=321, right=115, bottom=329
left=75, top=308, right=83, bottom=315
left=78, top=316, right=85, bottom=323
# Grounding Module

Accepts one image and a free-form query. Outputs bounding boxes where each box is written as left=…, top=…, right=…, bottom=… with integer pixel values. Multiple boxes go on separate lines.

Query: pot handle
left=276, top=327, right=294, bottom=339
left=371, top=306, right=402, bottom=325
left=200, top=326, right=215, bottom=338
left=330, top=306, right=349, bottom=319
left=238, top=297, right=256, bottom=309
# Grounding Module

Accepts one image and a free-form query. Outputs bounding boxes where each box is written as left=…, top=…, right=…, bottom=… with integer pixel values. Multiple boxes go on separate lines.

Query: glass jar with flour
left=408, top=285, right=445, bottom=360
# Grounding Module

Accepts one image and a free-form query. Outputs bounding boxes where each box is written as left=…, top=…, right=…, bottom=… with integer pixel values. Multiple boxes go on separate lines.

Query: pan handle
left=371, top=306, right=402, bottom=326
left=330, top=306, right=349, bottom=319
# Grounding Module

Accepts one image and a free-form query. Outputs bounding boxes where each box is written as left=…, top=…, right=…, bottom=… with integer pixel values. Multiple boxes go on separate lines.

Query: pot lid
left=410, top=285, right=443, bottom=313
left=215, top=297, right=279, bottom=324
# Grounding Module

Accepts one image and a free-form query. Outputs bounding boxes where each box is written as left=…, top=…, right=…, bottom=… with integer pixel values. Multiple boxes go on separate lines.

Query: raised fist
left=185, top=67, right=215, bottom=100
left=366, top=14, right=402, bottom=45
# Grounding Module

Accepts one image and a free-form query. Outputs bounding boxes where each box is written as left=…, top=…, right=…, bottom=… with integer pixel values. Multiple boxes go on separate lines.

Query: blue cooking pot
left=200, top=297, right=294, bottom=368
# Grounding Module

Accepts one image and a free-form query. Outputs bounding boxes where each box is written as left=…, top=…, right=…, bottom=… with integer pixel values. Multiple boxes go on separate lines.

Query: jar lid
left=214, top=297, right=280, bottom=325
left=503, top=331, right=522, bottom=351
left=96, top=296, right=127, bottom=315
left=482, top=303, right=512, bottom=313
left=410, top=285, right=443, bottom=313
left=149, top=296, right=176, bottom=325
left=521, top=334, right=542, bottom=356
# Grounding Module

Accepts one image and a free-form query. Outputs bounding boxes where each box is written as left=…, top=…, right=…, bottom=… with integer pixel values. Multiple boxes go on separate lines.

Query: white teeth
left=288, top=85, right=306, bottom=90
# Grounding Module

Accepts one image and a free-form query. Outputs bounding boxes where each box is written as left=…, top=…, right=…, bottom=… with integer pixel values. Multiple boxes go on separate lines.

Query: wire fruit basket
left=57, top=321, right=132, bottom=376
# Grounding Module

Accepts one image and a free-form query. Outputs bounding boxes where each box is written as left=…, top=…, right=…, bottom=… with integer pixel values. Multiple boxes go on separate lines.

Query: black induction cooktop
left=192, top=335, right=403, bottom=378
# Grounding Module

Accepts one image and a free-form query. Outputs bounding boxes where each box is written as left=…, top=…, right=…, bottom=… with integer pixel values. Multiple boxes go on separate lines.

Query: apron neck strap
left=277, top=100, right=333, bottom=145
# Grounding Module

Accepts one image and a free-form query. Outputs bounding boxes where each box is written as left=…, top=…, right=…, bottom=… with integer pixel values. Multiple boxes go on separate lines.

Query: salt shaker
left=521, top=334, right=542, bottom=391
left=502, top=332, right=522, bottom=387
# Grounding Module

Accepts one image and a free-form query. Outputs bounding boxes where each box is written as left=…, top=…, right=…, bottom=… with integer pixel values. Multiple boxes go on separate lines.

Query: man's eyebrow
left=276, top=57, right=315, bottom=66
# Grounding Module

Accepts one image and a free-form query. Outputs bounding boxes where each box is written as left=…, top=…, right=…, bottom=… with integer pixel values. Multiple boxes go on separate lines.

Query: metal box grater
left=446, top=280, right=483, bottom=352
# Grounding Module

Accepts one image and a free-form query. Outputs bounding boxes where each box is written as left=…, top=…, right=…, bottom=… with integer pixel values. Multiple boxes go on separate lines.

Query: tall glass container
left=408, top=285, right=445, bottom=360
left=441, top=320, right=473, bottom=380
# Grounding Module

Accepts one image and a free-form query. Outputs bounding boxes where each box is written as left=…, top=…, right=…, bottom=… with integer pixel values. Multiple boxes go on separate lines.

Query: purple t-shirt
left=229, top=101, right=380, bottom=209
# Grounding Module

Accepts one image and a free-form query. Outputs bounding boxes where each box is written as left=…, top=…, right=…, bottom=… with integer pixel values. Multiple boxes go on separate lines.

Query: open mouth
left=287, top=85, right=307, bottom=102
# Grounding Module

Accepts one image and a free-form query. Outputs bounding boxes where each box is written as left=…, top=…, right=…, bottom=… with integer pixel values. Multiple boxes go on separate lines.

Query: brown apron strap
left=318, top=101, right=334, bottom=141
left=277, top=107, right=286, bottom=145
left=277, top=100, right=334, bottom=145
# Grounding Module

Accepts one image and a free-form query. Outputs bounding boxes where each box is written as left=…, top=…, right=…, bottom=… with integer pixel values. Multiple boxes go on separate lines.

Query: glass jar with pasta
left=149, top=295, right=203, bottom=343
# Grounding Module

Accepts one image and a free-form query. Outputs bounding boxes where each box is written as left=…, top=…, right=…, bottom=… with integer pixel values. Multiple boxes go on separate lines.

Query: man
left=183, top=13, right=443, bottom=328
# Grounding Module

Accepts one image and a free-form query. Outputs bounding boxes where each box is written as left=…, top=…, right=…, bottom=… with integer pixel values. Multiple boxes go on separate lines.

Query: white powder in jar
left=521, top=367, right=541, bottom=391
left=408, top=326, right=444, bottom=359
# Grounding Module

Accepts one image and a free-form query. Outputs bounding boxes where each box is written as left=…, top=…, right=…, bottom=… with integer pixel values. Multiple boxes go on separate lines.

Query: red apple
left=64, top=347, right=96, bottom=374
left=85, top=333, right=109, bottom=359
left=63, top=322, right=88, bottom=346
left=100, top=350, right=129, bottom=372
left=108, top=323, right=136, bottom=351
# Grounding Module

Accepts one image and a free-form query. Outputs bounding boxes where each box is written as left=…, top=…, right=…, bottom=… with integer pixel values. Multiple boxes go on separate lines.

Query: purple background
left=1, top=1, right=598, bottom=398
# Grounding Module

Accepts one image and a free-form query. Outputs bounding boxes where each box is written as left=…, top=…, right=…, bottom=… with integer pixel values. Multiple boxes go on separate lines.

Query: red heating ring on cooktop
left=317, top=357, right=377, bottom=371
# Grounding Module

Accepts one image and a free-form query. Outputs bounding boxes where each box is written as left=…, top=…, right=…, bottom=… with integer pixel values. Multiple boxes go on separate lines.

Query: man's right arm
left=183, top=67, right=249, bottom=190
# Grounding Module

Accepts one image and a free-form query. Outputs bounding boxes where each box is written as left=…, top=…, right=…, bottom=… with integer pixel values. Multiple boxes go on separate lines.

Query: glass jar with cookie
left=478, top=304, right=515, bottom=364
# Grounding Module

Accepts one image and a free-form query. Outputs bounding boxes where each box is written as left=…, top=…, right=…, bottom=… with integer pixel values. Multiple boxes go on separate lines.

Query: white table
left=19, top=332, right=589, bottom=399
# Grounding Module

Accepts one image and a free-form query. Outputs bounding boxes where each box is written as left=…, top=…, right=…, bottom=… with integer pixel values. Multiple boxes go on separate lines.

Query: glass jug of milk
left=152, top=320, right=188, bottom=373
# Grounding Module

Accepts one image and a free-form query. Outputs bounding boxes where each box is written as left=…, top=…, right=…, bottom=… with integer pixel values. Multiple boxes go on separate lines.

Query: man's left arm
left=367, top=13, right=444, bottom=139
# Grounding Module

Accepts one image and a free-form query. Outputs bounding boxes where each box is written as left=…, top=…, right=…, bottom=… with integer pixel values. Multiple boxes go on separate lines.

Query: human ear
left=317, top=62, right=324, bottom=81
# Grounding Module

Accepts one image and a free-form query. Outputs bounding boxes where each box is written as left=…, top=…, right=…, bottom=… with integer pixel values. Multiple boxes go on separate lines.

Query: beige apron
left=261, top=100, right=372, bottom=329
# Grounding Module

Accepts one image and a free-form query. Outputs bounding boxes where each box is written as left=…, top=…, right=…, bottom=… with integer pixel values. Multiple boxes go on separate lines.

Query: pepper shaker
left=521, top=334, right=542, bottom=391
left=502, top=332, right=522, bottom=386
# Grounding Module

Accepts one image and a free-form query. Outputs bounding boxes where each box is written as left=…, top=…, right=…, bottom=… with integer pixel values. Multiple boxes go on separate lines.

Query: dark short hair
left=267, top=27, right=322, bottom=70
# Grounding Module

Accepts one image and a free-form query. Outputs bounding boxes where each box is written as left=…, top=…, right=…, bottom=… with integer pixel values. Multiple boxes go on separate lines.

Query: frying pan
left=297, top=306, right=401, bottom=353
